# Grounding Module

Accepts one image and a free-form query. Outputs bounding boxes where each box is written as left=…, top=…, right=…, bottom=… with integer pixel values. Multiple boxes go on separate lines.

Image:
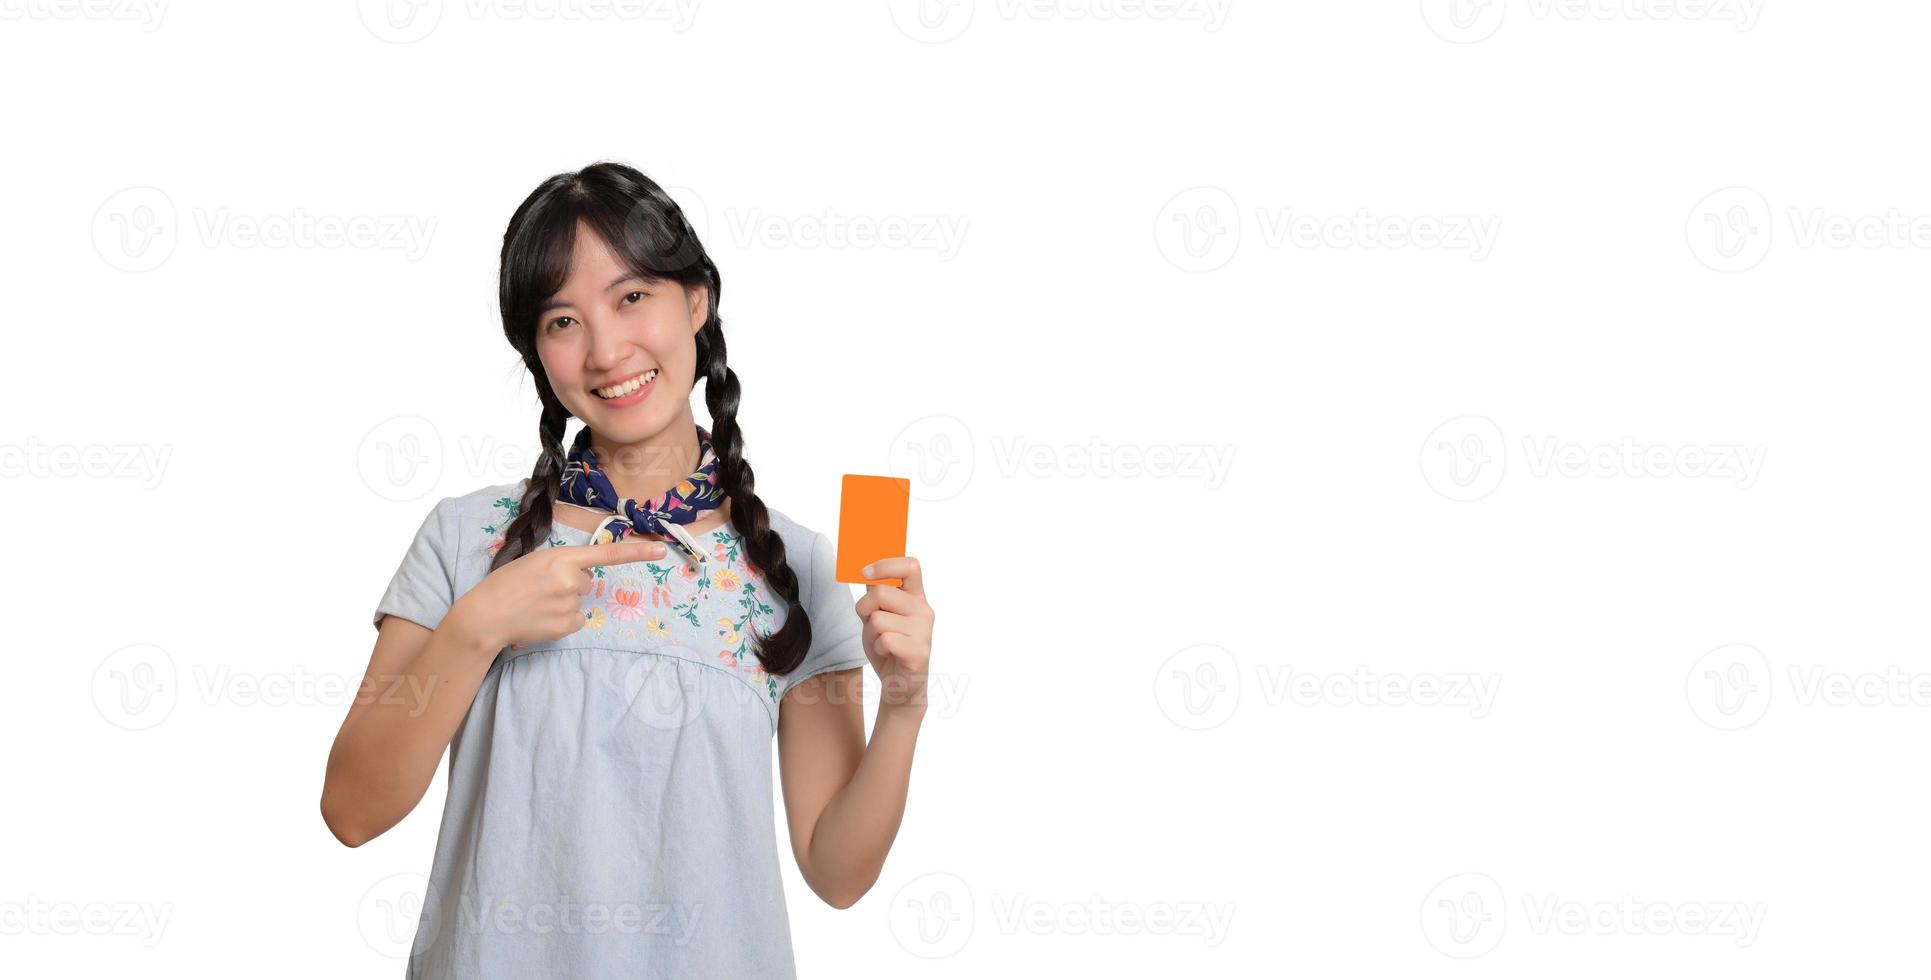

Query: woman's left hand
left=853, top=556, right=934, bottom=712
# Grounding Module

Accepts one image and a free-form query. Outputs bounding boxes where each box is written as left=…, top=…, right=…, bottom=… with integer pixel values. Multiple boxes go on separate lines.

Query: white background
left=2, top=0, right=1925, bottom=976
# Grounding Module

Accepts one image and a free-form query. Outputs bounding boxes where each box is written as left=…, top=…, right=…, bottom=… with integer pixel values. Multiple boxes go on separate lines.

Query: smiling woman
left=320, top=161, right=936, bottom=980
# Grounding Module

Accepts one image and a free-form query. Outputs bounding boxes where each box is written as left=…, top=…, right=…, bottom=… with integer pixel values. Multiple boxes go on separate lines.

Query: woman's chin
left=582, top=404, right=671, bottom=443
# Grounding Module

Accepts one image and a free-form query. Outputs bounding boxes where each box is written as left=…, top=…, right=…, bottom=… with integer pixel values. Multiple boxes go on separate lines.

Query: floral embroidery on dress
left=482, top=491, right=782, bottom=702
left=482, top=496, right=521, bottom=535
left=607, top=580, right=647, bottom=621
left=482, top=496, right=568, bottom=559
left=624, top=528, right=779, bottom=701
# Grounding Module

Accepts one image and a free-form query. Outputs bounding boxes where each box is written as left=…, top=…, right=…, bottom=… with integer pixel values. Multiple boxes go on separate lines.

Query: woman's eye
left=546, top=316, right=576, bottom=332
left=622, top=291, right=645, bottom=304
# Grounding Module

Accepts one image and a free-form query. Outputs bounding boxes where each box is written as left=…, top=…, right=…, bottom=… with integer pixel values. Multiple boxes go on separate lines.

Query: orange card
left=835, top=474, right=910, bottom=586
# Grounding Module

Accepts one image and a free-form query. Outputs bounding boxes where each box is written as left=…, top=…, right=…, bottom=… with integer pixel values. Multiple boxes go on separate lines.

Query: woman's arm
left=778, top=669, right=925, bottom=909
left=778, top=554, right=934, bottom=908
left=319, top=601, right=500, bottom=847
left=322, top=536, right=667, bottom=846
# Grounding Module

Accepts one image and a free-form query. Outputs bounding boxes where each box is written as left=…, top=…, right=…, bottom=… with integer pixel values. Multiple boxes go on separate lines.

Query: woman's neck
left=589, top=419, right=701, bottom=504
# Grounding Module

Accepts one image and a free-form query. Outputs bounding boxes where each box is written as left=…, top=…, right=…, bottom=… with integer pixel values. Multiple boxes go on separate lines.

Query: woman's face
left=535, top=221, right=708, bottom=449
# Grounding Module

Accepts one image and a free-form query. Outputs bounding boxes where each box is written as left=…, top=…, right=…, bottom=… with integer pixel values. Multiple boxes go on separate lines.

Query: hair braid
left=698, top=319, right=810, bottom=674
left=488, top=377, right=569, bottom=574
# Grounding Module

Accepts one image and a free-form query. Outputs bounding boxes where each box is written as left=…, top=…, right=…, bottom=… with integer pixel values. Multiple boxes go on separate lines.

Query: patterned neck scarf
left=557, top=423, right=726, bottom=563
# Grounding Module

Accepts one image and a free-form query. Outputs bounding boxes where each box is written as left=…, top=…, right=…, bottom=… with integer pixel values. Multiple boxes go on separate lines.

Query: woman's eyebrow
left=538, top=273, right=644, bottom=314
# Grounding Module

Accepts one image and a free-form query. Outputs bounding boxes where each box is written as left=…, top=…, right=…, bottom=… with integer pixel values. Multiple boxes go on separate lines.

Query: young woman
left=321, top=161, right=935, bottom=978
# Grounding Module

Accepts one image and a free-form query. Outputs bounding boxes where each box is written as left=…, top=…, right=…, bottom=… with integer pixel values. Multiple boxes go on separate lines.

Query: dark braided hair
left=486, top=161, right=811, bottom=676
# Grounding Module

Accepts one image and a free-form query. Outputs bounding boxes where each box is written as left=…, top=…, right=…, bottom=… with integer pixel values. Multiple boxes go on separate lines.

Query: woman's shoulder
left=760, top=505, right=809, bottom=536
left=758, top=507, right=828, bottom=557
left=428, top=479, right=532, bottom=531
left=397, top=481, right=533, bottom=567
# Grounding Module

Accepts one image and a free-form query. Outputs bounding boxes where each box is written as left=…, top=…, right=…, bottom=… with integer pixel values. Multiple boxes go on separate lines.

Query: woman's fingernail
left=861, top=564, right=875, bottom=578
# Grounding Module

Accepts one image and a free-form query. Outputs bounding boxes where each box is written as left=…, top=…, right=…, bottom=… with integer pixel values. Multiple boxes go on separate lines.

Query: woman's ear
left=687, top=283, right=710, bottom=331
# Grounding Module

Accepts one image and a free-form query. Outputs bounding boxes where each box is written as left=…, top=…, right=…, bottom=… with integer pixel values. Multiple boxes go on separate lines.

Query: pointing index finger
left=563, top=538, right=668, bottom=569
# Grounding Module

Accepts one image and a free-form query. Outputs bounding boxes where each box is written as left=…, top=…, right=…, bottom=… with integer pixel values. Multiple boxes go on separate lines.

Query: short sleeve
left=372, top=496, right=460, bottom=632
left=778, top=530, right=870, bottom=700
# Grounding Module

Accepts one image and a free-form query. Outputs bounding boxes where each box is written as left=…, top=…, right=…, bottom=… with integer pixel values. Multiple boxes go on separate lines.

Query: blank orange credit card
left=835, top=474, right=910, bottom=586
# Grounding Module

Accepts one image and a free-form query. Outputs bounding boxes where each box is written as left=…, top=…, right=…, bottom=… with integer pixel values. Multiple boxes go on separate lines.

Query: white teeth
left=596, top=369, right=658, bottom=399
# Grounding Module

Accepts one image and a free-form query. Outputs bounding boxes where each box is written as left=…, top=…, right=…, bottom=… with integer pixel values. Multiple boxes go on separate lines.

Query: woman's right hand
left=449, top=537, right=668, bottom=650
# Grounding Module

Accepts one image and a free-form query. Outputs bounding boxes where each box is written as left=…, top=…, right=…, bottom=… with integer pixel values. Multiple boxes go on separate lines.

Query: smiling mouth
left=592, top=369, right=660, bottom=399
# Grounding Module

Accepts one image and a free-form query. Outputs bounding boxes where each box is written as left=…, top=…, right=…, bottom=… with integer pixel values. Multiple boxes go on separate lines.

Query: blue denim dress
left=372, top=480, right=868, bottom=978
